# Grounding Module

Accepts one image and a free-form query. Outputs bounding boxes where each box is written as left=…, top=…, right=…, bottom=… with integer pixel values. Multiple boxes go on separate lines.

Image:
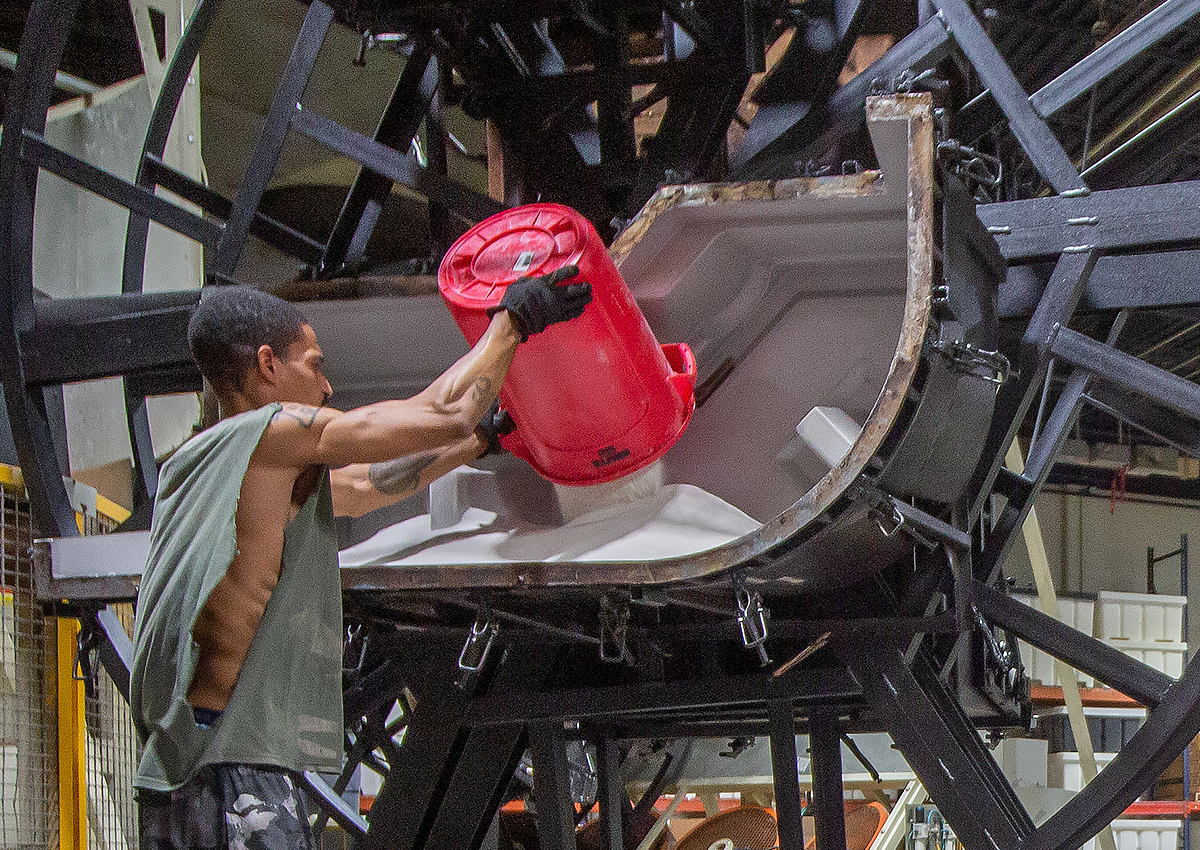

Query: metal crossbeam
left=23, top=292, right=197, bottom=386
left=142, top=155, right=324, bottom=264
left=1053, top=326, right=1200, bottom=419
left=1031, top=0, right=1200, bottom=118
left=850, top=649, right=1036, bottom=850
left=293, top=107, right=507, bottom=226
left=209, top=0, right=333, bottom=276
left=768, top=699, right=806, bottom=850
left=1030, top=653, right=1200, bottom=850
left=320, top=43, right=440, bottom=277
left=973, top=582, right=1172, bottom=707
left=956, top=0, right=1200, bottom=139
left=530, top=722, right=579, bottom=850
left=933, top=0, right=1086, bottom=195
left=20, top=132, right=221, bottom=247
left=809, top=711, right=848, bottom=850
left=968, top=249, right=1097, bottom=522
left=980, top=179, right=1200, bottom=261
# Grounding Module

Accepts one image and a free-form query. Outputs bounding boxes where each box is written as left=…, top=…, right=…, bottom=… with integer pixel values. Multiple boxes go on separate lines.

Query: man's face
left=273, top=323, right=332, bottom=407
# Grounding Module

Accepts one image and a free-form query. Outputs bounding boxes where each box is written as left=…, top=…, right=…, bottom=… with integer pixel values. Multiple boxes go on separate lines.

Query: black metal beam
left=0, top=0, right=86, bottom=538
left=932, top=0, right=1085, bottom=195
left=1084, top=383, right=1200, bottom=459
left=530, top=721, right=578, bottom=850
left=973, top=582, right=1171, bottom=706
left=142, top=155, right=324, bottom=264
left=851, top=648, right=1035, bottom=850
left=954, top=0, right=1200, bottom=141
left=301, top=772, right=369, bottom=839
left=292, top=107, right=507, bottom=226
left=93, top=605, right=133, bottom=702
left=979, top=179, right=1200, bottom=262
left=22, top=292, right=197, bottom=386
left=1053, top=326, right=1200, bottom=421
left=462, top=667, right=863, bottom=726
left=809, top=711, right=847, bottom=850
left=1029, top=646, right=1200, bottom=850
left=209, top=0, right=333, bottom=276
left=999, top=251, right=1200, bottom=318
left=597, top=737, right=625, bottom=850
left=1031, top=0, right=1200, bottom=119
left=423, top=725, right=528, bottom=850
left=731, top=14, right=952, bottom=179
left=361, top=686, right=470, bottom=850
left=20, top=132, right=221, bottom=247
left=768, top=699, right=805, bottom=850
left=320, top=42, right=439, bottom=277
left=968, top=249, right=1097, bottom=523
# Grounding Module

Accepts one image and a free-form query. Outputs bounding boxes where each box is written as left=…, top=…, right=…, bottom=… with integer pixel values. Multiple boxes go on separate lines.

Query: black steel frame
left=10, top=2, right=1200, bottom=850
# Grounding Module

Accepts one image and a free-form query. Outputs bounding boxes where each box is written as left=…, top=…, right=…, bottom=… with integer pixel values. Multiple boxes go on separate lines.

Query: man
left=131, top=267, right=590, bottom=850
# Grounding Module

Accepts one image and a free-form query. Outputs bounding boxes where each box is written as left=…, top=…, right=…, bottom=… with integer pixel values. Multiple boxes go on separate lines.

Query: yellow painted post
left=57, top=617, right=87, bottom=850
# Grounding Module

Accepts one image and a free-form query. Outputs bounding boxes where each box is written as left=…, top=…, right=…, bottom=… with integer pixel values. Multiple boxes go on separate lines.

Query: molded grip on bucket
left=662, top=342, right=697, bottom=408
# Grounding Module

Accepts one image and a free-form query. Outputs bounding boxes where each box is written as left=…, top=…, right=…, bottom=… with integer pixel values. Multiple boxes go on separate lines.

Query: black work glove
left=475, top=402, right=516, bottom=458
left=488, top=264, right=592, bottom=341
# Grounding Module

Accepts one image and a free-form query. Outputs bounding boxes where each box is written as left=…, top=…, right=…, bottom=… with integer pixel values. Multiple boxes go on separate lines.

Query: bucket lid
left=439, top=204, right=586, bottom=307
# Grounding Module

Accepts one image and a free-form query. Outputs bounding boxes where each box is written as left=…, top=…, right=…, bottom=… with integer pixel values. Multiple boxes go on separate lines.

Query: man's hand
left=475, top=402, right=516, bottom=458
left=489, top=264, right=592, bottom=341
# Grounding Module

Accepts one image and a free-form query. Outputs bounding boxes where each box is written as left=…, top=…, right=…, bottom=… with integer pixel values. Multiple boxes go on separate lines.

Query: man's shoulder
left=161, top=404, right=283, bottom=473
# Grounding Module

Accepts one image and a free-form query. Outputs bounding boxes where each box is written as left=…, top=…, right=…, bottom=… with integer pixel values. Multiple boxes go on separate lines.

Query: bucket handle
left=661, top=342, right=697, bottom=408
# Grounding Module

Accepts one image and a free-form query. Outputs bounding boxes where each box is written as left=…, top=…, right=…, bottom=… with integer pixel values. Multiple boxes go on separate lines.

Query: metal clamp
left=937, top=139, right=1003, bottom=197
left=73, top=618, right=101, bottom=699
left=931, top=339, right=1011, bottom=385
left=457, top=612, right=499, bottom=674
left=599, top=597, right=633, bottom=664
left=734, top=578, right=770, bottom=666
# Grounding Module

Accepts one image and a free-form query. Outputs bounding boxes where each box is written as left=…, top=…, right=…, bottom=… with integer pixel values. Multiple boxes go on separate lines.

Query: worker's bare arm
left=255, top=311, right=521, bottom=468
left=330, top=433, right=485, bottom=517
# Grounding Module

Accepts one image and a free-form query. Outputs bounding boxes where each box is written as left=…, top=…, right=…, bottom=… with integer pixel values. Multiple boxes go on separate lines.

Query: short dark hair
left=187, top=285, right=309, bottom=391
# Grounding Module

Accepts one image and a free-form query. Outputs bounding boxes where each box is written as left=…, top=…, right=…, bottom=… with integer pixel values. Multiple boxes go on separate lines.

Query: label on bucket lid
left=440, top=204, right=586, bottom=306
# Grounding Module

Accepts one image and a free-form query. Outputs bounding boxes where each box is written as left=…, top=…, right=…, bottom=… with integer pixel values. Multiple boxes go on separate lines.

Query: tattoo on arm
left=276, top=405, right=321, bottom=429
left=368, top=454, right=438, bottom=495
left=470, top=376, right=493, bottom=405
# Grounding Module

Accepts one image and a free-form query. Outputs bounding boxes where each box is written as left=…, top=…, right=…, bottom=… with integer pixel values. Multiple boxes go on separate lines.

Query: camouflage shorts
left=138, top=764, right=315, bottom=850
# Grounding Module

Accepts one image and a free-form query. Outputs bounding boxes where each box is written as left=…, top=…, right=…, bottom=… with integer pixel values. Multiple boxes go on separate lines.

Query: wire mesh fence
left=82, top=599, right=138, bottom=850
left=1, top=479, right=57, bottom=850
left=0, top=479, right=137, bottom=850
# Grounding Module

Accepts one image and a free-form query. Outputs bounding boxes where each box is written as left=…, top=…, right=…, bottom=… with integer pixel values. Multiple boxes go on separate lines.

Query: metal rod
left=0, top=46, right=100, bottom=96
left=809, top=711, right=847, bottom=850
left=768, top=699, right=806, bottom=850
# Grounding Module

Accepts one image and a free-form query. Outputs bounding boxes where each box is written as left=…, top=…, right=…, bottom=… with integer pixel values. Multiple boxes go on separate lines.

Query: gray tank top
left=131, top=403, right=343, bottom=791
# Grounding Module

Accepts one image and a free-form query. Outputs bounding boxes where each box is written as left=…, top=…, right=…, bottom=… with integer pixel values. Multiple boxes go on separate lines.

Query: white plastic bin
left=1095, top=591, right=1186, bottom=643
left=1034, top=706, right=1148, bottom=753
left=1080, top=819, right=1182, bottom=850
left=1103, top=639, right=1188, bottom=678
left=1013, top=593, right=1096, bottom=687
left=1048, top=751, right=1117, bottom=791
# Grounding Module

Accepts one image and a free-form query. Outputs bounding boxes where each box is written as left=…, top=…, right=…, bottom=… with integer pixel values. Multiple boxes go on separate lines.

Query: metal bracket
left=598, top=597, right=633, bottom=664
left=931, top=339, right=1011, bottom=385
left=734, top=575, right=770, bottom=666
left=457, top=611, right=499, bottom=675
left=73, top=618, right=101, bottom=699
left=937, top=138, right=1002, bottom=199
left=850, top=481, right=971, bottom=551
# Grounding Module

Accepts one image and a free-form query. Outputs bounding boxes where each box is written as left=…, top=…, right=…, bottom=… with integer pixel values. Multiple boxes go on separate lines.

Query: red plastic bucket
left=438, top=203, right=696, bottom=485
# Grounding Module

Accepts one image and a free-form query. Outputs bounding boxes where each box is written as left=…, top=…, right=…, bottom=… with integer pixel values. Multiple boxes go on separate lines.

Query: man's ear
left=255, top=344, right=278, bottom=385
